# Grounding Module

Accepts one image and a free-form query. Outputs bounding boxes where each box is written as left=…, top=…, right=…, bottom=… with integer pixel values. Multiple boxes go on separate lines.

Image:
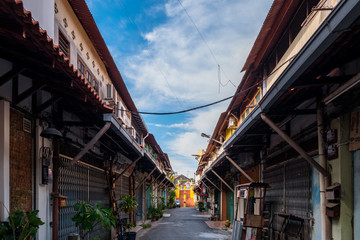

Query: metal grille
left=59, top=156, right=110, bottom=240
left=115, top=175, right=130, bottom=219
left=264, top=159, right=310, bottom=233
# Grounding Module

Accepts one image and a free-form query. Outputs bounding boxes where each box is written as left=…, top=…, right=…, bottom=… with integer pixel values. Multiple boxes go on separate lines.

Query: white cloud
left=166, top=103, right=227, bottom=158
left=148, top=122, right=190, bottom=129
left=116, top=0, right=271, bottom=112
left=97, top=0, right=272, bottom=175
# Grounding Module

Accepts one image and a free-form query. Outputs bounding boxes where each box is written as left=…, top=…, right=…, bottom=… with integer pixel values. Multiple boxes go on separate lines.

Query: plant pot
left=125, top=231, right=136, bottom=240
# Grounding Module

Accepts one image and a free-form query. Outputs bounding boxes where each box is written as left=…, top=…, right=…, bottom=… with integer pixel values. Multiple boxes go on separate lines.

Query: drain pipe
left=62, top=122, right=111, bottom=167
left=317, top=102, right=331, bottom=240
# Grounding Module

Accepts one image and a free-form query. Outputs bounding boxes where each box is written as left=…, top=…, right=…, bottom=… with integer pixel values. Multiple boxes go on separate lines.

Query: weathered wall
left=330, top=115, right=353, bottom=240
left=10, top=109, right=33, bottom=212
left=354, top=150, right=360, bottom=240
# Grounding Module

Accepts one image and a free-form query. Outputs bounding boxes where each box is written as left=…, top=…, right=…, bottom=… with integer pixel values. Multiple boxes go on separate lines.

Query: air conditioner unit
left=228, top=116, right=236, bottom=128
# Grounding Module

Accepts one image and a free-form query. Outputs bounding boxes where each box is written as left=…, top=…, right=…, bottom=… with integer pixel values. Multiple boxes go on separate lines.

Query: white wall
left=35, top=120, right=53, bottom=239
left=22, top=0, right=55, bottom=39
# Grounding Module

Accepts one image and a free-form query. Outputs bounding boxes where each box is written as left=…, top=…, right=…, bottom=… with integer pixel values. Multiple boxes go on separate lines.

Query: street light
left=200, top=132, right=223, bottom=145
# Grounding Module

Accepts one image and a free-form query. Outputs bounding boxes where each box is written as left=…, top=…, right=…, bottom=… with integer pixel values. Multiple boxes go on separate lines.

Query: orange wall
left=177, top=190, right=195, bottom=207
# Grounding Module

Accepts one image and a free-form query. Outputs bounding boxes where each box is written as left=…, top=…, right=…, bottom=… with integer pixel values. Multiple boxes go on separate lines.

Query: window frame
left=58, top=30, right=70, bottom=59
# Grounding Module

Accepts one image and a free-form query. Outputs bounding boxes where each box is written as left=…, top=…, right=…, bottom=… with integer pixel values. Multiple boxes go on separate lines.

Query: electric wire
left=115, top=54, right=297, bottom=115
left=176, top=0, right=236, bottom=89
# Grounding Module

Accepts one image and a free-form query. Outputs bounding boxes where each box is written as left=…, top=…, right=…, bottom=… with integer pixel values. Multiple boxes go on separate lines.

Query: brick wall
left=10, top=109, right=33, bottom=212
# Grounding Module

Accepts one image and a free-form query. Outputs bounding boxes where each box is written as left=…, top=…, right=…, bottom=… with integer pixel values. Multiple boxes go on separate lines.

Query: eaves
left=224, top=0, right=360, bottom=150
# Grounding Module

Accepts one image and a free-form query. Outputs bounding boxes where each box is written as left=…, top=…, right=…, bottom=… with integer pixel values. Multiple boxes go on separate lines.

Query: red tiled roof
left=68, top=0, right=148, bottom=134
left=0, top=0, right=113, bottom=113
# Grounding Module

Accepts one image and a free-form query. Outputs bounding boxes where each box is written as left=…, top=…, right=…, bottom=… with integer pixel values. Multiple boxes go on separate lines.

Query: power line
left=115, top=54, right=297, bottom=116
left=177, top=0, right=236, bottom=89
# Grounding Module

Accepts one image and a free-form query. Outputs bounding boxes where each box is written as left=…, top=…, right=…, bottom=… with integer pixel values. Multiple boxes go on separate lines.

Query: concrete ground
left=136, top=207, right=232, bottom=240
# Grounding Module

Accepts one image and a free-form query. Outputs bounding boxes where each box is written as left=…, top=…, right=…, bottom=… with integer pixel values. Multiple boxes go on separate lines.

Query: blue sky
left=86, top=0, right=272, bottom=178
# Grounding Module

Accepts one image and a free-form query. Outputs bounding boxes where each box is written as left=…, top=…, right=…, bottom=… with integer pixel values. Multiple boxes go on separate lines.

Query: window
left=78, top=55, right=99, bottom=93
left=78, top=57, right=85, bottom=78
left=106, top=84, right=113, bottom=99
left=59, top=31, right=70, bottom=59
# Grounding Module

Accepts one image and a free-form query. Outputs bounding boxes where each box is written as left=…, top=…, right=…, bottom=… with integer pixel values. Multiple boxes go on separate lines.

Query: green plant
left=141, top=223, right=151, bottom=229
left=0, top=209, right=44, bottom=240
left=72, top=201, right=115, bottom=240
left=196, top=201, right=204, bottom=211
left=118, top=195, right=138, bottom=213
left=126, top=221, right=135, bottom=231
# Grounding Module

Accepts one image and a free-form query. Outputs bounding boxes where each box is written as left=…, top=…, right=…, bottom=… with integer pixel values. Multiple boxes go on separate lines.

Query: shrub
left=0, top=210, right=44, bottom=240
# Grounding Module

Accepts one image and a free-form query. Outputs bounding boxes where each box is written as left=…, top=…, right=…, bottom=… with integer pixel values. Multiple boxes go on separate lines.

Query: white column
left=0, top=100, right=10, bottom=221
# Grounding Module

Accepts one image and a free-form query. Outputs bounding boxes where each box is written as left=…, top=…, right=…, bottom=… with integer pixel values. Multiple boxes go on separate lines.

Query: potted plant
left=197, top=201, right=205, bottom=211
left=125, top=221, right=136, bottom=240
left=72, top=201, right=115, bottom=240
left=0, top=209, right=44, bottom=240
left=118, top=195, right=138, bottom=239
left=118, top=195, right=138, bottom=214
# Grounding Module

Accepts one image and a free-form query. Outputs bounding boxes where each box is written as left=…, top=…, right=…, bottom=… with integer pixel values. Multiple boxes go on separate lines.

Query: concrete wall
left=354, top=150, right=360, bottom=240
left=22, top=0, right=55, bottom=39
left=311, top=157, right=322, bottom=240
left=330, top=115, right=353, bottom=240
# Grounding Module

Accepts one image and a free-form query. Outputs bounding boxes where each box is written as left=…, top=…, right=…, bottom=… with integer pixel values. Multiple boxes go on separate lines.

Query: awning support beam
left=211, top=169, right=234, bottom=192
left=261, top=113, right=329, bottom=177
left=200, top=180, right=210, bottom=192
left=146, top=174, right=162, bottom=191
left=135, top=167, right=156, bottom=191
left=62, top=122, right=111, bottom=167
left=204, top=176, right=221, bottom=192
left=226, top=156, right=255, bottom=182
left=114, top=157, right=141, bottom=182
left=154, top=177, right=166, bottom=191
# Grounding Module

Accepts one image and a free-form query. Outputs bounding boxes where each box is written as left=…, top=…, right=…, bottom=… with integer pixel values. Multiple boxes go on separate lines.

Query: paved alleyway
left=137, top=207, right=232, bottom=240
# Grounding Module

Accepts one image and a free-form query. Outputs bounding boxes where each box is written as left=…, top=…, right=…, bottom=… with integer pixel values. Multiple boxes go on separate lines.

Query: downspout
left=317, top=102, right=331, bottom=240
left=52, top=138, right=60, bottom=240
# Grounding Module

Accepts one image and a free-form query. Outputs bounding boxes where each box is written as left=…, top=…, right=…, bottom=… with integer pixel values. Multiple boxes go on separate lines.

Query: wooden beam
left=153, top=177, right=166, bottom=191
left=211, top=169, right=234, bottom=192
left=134, top=167, right=156, bottom=191
left=114, top=157, right=141, bottom=182
left=15, top=82, right=47, bottom=104
left=200, top=180, right=210, bottom=190
left=226, top=156, right=255, bottom=182
left=0, top=65, right=26, bottom=87
left=204, top=176, right=221, bottom=192
left=261, top=113, right=330, bottom=177
left=146, top=174, right=162, bottom=191
left=36, top=96, right=62, bottom=114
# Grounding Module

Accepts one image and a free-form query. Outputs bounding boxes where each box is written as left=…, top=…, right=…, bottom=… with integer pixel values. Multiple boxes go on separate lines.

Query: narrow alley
left=137, top=207, right=231, bottom=240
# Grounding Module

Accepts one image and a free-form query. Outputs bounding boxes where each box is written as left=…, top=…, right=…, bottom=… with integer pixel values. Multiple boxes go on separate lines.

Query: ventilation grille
left=23, top=118, right=31, bottom=133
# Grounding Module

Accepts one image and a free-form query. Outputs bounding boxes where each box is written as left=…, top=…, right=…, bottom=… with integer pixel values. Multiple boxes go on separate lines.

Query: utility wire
left=177, top=0, right=236, bottom=89
left=116, top=54, right=297, bottom=116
